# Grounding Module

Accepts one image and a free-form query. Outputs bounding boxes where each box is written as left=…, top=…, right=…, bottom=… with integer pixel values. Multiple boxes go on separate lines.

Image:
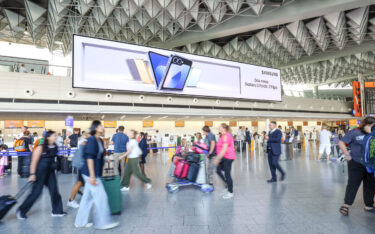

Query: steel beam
left=153, top=0, right=375, bottom=48
left=279, top=41, right=375, bottom=69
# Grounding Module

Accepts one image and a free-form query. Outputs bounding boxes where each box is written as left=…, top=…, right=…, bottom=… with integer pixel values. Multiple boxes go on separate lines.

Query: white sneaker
left=222, top=192, right=234, bottom=199
left=121, top=186, right=130, bottom=192
left=67, top=200, right=80, bottom=208
left=16, top=210, right=26, bottom=220
left=146, top=183, right=152, bottom=190
left=95, top=222, right=119, bottom=230
left=75, top=223, right=93, bottom=228
left=220, top=188, right=228, bottom=195
left=51, top=212, right=67, bottom=217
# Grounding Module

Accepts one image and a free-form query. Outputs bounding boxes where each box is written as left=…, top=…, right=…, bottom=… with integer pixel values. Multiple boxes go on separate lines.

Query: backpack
left=13, top=138, right=27, bottom=152
left=33, top=138, right=44, bottom=150
left=363, top=135, right=375, bottom=171
left=72, top=142, right=86, bottom=170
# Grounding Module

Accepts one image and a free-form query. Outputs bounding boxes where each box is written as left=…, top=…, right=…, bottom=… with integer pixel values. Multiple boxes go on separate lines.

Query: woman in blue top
left=338, top=117, right=375, bottom=216
left=138, top=132, right=149, bottom=176
left=74, top=120, right=119, bottom=230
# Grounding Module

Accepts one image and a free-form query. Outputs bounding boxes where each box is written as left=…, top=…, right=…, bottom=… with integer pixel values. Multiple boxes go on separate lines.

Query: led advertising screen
left=73, top=35, right=282, bottom=101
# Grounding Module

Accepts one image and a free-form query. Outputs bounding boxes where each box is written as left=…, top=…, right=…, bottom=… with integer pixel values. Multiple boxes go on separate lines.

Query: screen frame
left=148, top=51, right=169, bottom=88
left=159, top=55, right=193, bottom=91
left=73, top=34, right=282, bottom=102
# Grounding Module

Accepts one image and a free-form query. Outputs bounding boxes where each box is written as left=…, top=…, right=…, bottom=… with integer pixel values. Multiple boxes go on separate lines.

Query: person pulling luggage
left=17, top=130, right=66, bottom=220
left=119, top=130, right=152, bottom=191
left=74, top=120, right=119, bottom=229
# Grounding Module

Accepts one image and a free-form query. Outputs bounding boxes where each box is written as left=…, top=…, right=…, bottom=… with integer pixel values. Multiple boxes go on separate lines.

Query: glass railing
left=0, top=59, right=72, bottom=77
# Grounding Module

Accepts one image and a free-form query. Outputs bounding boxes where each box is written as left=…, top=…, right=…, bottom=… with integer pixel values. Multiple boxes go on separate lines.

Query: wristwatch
left=30, top=173, right=36, bottom=175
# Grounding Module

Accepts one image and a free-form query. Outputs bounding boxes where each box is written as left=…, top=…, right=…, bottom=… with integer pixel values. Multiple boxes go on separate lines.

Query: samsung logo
left=262, top=70, right=279, bottom=77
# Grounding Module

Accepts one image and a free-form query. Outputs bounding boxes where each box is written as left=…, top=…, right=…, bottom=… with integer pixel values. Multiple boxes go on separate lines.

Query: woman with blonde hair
left=213, top=123, right=236, bottom=199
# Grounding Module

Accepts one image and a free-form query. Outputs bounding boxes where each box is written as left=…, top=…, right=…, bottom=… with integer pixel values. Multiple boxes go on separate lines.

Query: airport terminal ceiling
left=1, top=0, right=375, bottom=87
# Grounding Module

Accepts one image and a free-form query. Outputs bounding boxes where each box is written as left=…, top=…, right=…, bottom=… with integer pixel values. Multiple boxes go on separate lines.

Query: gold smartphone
left=134, top=59, right=154, bottom=84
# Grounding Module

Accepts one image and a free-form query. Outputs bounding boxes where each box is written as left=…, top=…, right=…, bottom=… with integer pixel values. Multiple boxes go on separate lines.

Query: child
left=0, top=144, right=9, bottom=177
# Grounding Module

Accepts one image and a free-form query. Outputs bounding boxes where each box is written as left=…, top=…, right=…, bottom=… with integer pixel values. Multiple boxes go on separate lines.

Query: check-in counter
left=280, top=142, right=293, bottom=160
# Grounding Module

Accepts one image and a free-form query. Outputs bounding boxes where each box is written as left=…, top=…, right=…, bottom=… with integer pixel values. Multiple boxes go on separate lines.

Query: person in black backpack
left=339, top=117, right=375, bottom=216
left=17, top=131, right=33, bottom=177
left=139, top=132, right=149, bottom=176
left=17, top=130, right=66, bottom=220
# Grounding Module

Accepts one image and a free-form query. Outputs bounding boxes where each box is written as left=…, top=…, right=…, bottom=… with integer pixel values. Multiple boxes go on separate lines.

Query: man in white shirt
left=19, top=64, right=27, bottom=73
left=156, top=130, right=162, bottom=153
left=318, top=125, right=332, bottom=161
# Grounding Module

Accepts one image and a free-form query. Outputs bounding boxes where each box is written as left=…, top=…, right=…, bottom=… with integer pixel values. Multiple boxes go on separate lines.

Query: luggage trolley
left=166, top=154, right=214, bottom=193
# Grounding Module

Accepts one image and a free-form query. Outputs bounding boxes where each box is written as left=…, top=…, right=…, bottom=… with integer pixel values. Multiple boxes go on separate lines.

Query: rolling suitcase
left=21, top=156, right=31, bottom=178
left=0, top=182, right=32, bottom=220
left=101, top=175, right=122, bottom=215
left=61, top=157, right=72, bottom=174
left=196, top=158, right=207, bottom=184
left=186, top=163, right=200, bottom=182
left=174, top=160, right=189, bottom=179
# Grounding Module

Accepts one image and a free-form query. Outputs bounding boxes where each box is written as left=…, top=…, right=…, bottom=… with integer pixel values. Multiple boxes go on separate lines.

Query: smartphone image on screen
left=160, top=55, right=193, bottom=91
left=133, top=59, right=154, bottom=84
left=186, top=67, right=201, bottom=87
left=126, top=59, right=141, bottom=81
left=148, top=51, right=169, bottom=89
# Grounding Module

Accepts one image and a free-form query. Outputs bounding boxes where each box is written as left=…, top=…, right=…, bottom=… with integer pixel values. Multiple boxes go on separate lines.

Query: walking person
left=110, top=126, right=129, bottom=176
left=339, top=117, right=375, bottom=216
left=156, top=130, right=162, bottom=153
left=75, top=120, right=119, bottom=229
left=266, top=121, right=286, bottom=183
left=317, top=125, right=332, bottom=161
left=213, top=123, right=236, bottom=199
left=202, top=126, right=216, bottom=185
left=67, top=132, right=90, bottom=209
left=119, top=130, right=152, bottom=191
left=17, top=131, right=66, bottom=219
left=138, top=132, right=149, bottom=176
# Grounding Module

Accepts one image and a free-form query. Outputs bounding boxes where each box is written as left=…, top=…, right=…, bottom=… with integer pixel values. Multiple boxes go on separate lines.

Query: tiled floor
left=1, top=142, right=375, bottom=234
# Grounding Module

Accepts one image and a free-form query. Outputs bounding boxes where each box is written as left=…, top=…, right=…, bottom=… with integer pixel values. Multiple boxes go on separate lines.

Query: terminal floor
left=1, top=143, right=375, bottom=234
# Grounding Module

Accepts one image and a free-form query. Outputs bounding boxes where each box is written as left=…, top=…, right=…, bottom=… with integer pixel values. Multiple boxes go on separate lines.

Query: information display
left=73, top=35, right=282, bottom=101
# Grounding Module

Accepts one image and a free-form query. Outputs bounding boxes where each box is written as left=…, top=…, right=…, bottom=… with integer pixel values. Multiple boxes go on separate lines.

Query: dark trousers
left=17, top=155, right=23, bottom=175
left=18, top=158, right=63, bottom=215
left=268, top=152, right=285, bottom=180
left=344, top=160, right=375, bottom=206
left=216, top=158, right=234, bottom=193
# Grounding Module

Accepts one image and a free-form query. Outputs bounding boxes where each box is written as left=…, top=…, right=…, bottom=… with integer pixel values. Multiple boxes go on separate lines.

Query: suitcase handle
left=15, top=182, right=33, bottom=199
left=102, top=176, right=116, bottom=181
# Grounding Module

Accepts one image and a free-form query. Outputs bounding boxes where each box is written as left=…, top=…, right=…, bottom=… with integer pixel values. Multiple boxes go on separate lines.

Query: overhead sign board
left=28, top=120, right=45, bottom=128
left=5, top=120, right=23, bottom=128
left=73, top=35, right=282, bottom=101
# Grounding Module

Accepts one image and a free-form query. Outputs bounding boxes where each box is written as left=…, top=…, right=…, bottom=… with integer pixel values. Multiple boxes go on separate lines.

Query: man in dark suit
left=266, top=121, right=286, bottom=183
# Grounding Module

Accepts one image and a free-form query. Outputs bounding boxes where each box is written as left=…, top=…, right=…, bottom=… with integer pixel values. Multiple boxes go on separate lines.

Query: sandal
left=340, top=206, right=349, bottom=216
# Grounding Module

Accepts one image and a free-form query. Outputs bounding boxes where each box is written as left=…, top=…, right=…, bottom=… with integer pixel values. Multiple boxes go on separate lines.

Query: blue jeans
left=75, top=175, right=114, bottom=228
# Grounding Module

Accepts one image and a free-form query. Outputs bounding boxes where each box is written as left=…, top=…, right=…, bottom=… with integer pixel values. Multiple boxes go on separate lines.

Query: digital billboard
left=73, top=35, right=282, bottom=101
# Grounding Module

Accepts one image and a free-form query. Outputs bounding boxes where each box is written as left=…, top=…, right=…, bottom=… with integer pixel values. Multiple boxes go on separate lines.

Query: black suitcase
left=20, top=156, right=31, bottom=178
left=61, top=157, right=72, bottom=174
left=0, top=182, right=32, bottom=220
left=5, top=156, right=12, bottom=171
left=186, top=163, right=200, bottom=182
left=186, top=153, right=200, bottom=164
left=151, top=143, right=158, bottom=153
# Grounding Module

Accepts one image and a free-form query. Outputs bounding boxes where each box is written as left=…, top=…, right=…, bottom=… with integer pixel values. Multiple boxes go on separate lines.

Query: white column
left=358, top=73, right=365, bottom=117
left=266, top=118, right=270, bottom=132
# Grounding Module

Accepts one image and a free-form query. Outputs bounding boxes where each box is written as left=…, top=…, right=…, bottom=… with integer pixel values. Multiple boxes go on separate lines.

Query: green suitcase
left=101, top=175, right=122, bottom=215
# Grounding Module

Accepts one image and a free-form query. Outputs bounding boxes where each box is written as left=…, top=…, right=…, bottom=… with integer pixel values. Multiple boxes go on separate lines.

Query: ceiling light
left=143, top=116, right=151, bottom=119
left=120, top=115, right=126, bottom=120
left=54, top=41, right=63, bottom=45
left=158, top=116, right=168, bottom=119
left=184, top=116, right=190, bottom=119
left=101, top=115, right=105, bottom=120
